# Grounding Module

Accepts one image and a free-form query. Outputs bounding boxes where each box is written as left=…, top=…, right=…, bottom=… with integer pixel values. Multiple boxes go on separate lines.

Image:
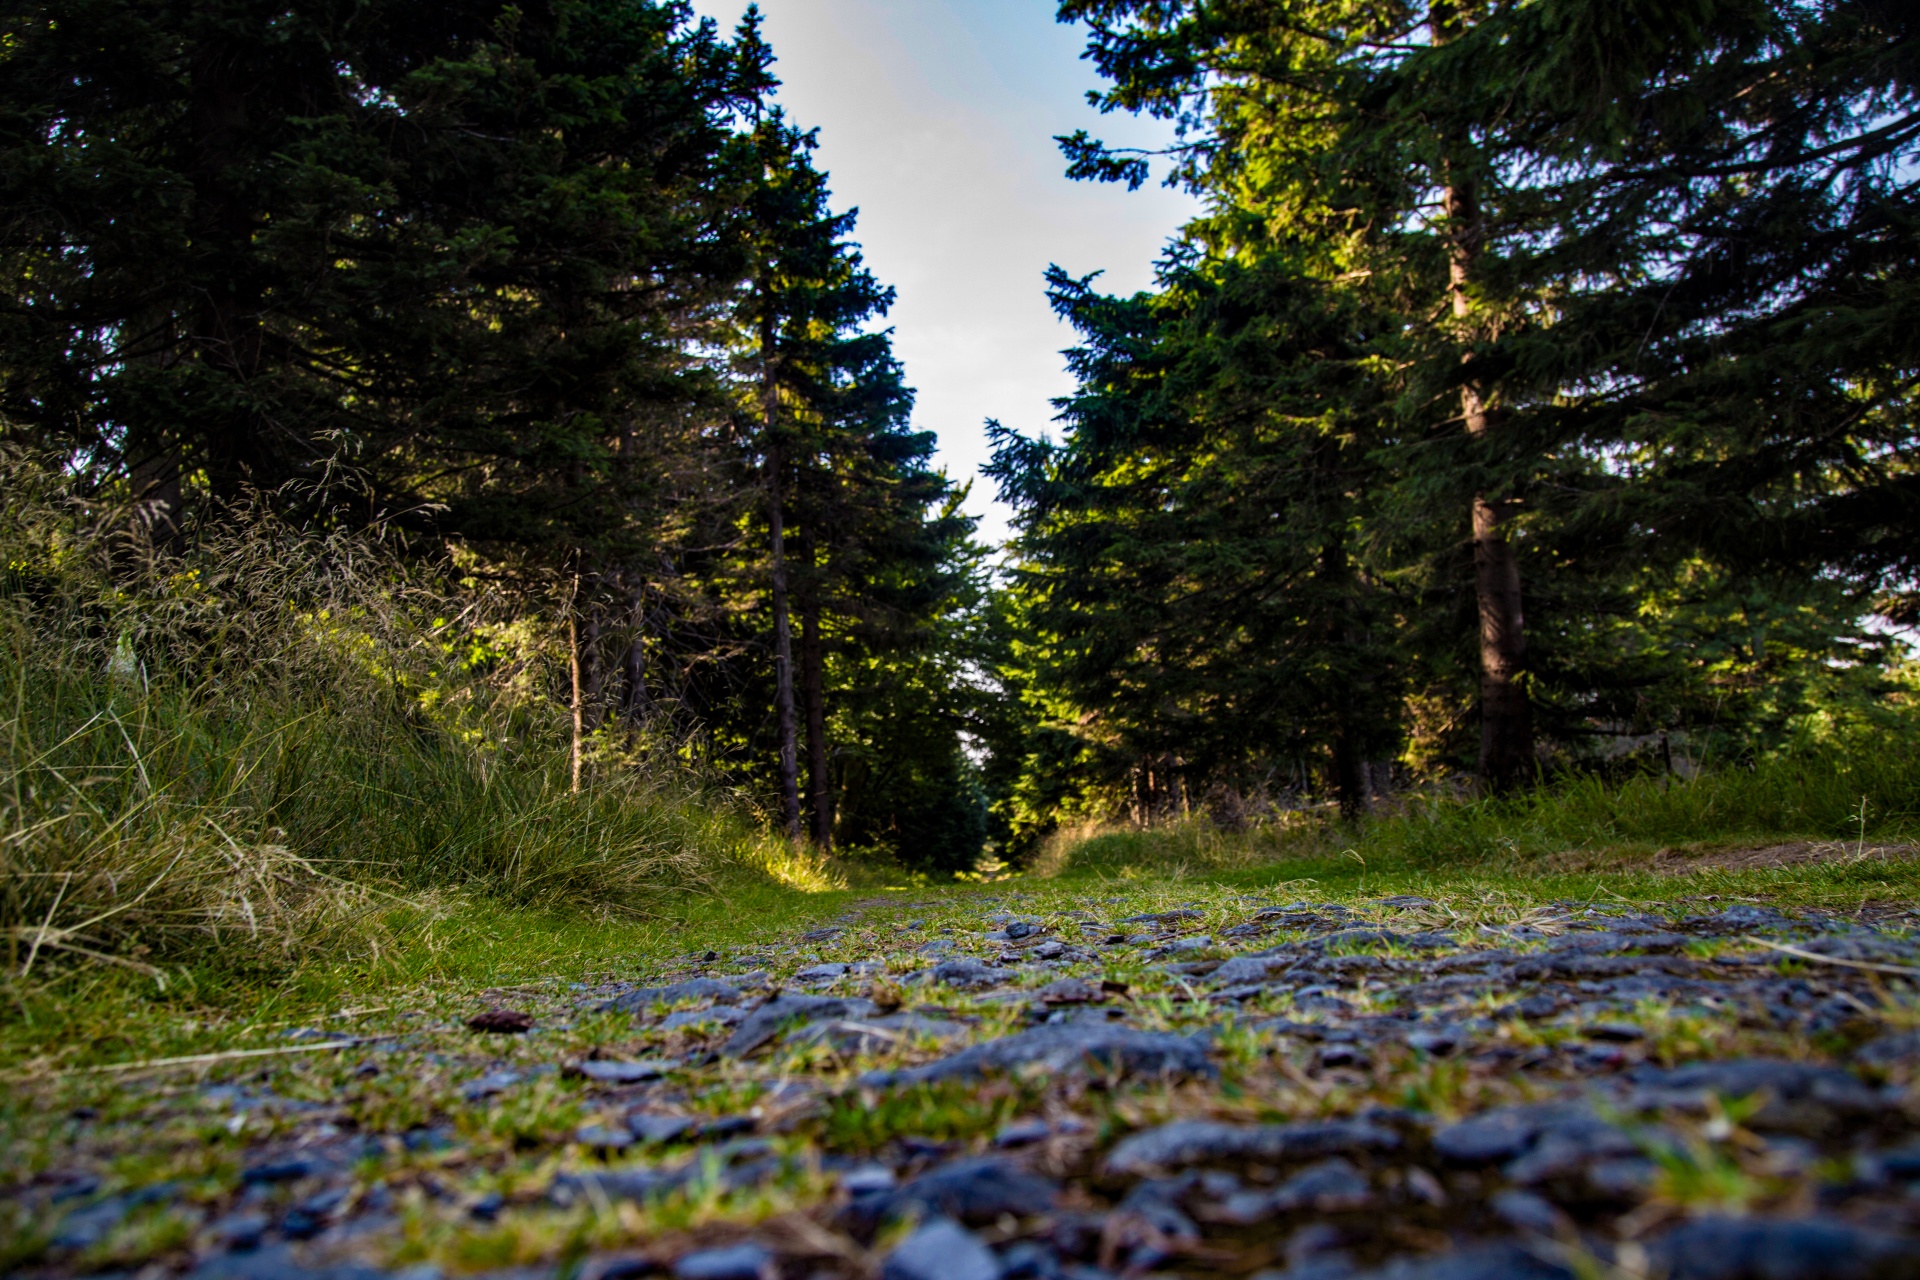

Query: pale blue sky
left=687, top=0, right=1197, bottom=545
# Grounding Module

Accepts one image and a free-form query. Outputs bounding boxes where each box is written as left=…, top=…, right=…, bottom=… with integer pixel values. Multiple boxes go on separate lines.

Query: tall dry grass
left=0, top=453, right=819, bottom=989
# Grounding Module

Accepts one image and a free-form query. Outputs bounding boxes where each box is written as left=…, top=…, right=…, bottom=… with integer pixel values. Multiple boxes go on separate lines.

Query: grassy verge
left=0, top=455, right=840, bottom=1042
left=1034, top=737, right=1920, bottom=882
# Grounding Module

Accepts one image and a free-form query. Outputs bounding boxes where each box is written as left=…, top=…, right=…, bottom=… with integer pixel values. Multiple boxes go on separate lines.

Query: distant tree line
left=0, top=0, right=990, bottom=870
left=983, top=0, right=1919, bottom=848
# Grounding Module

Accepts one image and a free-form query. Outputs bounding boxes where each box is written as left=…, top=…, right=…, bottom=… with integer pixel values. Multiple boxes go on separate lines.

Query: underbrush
left=0, top=455, right=830, bottom=1007
left=1036, top=737, right=1920, bottom=880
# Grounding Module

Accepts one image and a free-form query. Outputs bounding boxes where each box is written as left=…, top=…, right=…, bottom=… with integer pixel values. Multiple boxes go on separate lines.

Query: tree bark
left=619, top=585, right=650, bottom=728
left=568, top=577, right=584, bottom=795
left=187, top=38, right=270, bottom=498
left=762, top=316, right=802, bottom=838
left=1332, top=728, right=1369, bottom=824
left=799, top=575, right=831, bottom=849
left=1440, top=90, right=1532, bottom=792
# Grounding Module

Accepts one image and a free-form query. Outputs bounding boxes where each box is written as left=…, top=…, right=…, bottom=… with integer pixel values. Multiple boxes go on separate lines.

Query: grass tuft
left=0, top=451, right=826, bottom=1002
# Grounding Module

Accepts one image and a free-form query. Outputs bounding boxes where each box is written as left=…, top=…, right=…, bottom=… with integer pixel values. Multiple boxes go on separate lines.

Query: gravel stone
left=785, top=1012, right=969, bottom=1053
left=927, top=958, right=1017, bottom=990
left=847, top=1156, right=1058, bottom=1230
left=1106, top=1118, right=1400, bottom=1175
left=1270, top=1158, right=1372, bottom=1211
left=674, top=1243, right=776, bottom=1280
left=1350, top=1243, right=1574, bottom=1279
left=570, top=1058, right=669, bottom=1083
left=1646, top=1215, right=1920, bottom=1279
left=601, top=978, right=748, bottom=1014
left=1432, top=1103, right=1608, bottom=1166
left=1489, top=1189, right=1568, bottom=1235
left=862, top=1021, right=1213, bottom=1088
left=660, top=1006, right=745, bottom=1031
left=721, top=995, right=879, bottom=1057
left=1629, top=1058, right=1883, bottom=1126
left=795, top=962, right=849, bottom=980
left=882, top=1217, right=1000, bottom=1280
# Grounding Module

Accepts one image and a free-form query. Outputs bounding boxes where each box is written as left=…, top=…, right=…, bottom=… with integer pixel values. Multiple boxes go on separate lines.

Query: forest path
left=8, top=878, right=1920, bottom=1280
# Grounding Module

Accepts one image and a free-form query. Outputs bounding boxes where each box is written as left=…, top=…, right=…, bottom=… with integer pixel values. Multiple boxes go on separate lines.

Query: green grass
left=1035, top=736, right=1920, bottom=885
left=0, top=456, right=839, bottom=1019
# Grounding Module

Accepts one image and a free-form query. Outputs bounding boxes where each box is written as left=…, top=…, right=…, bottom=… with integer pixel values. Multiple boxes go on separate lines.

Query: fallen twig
left=10, top=1038, right=372, bottom=1081
left=1743, top=935, right=1920, bottom=978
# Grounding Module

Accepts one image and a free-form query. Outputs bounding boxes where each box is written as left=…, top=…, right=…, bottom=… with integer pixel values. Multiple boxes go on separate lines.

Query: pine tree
left=1041, top=0, right=1919, bottom=797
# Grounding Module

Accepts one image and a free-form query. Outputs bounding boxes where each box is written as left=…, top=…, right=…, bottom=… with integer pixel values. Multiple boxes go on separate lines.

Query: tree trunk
left=620, top=585, right=650, bottom=728
left=762, top=318, right=802, bottom=838
left=1332, top=728, right=1368, bottom=824
left=1442, top=119, right=1532, bottom=792
left=187, top=39, right=270, bottom=499
left=568, top=579, right=584, bottom=795
left=799, top=580, right=831, bottom=849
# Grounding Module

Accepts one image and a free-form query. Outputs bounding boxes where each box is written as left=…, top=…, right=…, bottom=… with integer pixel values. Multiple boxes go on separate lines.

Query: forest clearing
left=3, top=0, right=1919, bottom=1276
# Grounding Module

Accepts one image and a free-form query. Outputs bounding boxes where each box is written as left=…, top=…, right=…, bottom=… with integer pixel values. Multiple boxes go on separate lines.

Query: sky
left=686, top=0, right=1198, bottom=546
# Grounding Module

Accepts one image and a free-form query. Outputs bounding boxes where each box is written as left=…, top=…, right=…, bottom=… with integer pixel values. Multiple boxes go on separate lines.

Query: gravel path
left=8, top=892, right=1920, bottom=1279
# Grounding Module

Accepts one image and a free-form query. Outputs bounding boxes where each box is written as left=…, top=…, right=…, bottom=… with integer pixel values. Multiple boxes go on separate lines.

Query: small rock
left=599, top=978, right=747, bottom=1015
left=1646, top=1215, right=1920, bottom=1279
left=849, top=1157, right=1058, bottom=1231
left=52, top=1184, right=179, bottom=1251
left=1270, top=1158, right=1372, bottom=1211
left=1405, top=1028, right=1460, bottom=1056
left=1207, top=1189, right=1280, bottom=1225
left=462, top=1069, right=522, bottom=1101
left=575, top=1123, right=635, bottom=1149
left=183, top=1244, right=392, bottom=1279
left=1630, top=1058, right=1882, bottom=1129
left=929, top=958, right=1016, bottom=990
left=1433, top=1104, right=1601, bottom=1166
left=1144, top=935, right=1213, bottom=961
left=882, top=1217, right=999, bottom=1280
left=210, top=1210, right=270, bottom=1251
left=1583, top=1022, right=1646, bottom=1042
left=1211, top=954, right=1292, bottom=986
left=660, top=1006, right=745, bottom=1031
left=466, top=1007, right=533, bottom=1034
left=995, top=1118, right=1053, bottom=1147
left=1491, top=1189, right=1569, bottom=1236
left=1513, top=993, right=1563, bottom=1019
left=626, top=1113, right=694, bottom=1144
left=1006, top=921, right=1037, bottom=940
left=862, top=1021, right=1212, bottom=1089
left=674, top=1243, right=776, bottom=1280
left=1106, top=1118, right=1399, bottom=1175
left=1346, top=1243, right=1575, bottom=1279
left=1854, top=1030, right=1920, bottom=1068
left=720, top=995, right=879, bottom=1057
left=841, top=1163, right=896, bottom=1194
left=568, top=1059, right=669, bottom=1084
left=1036, top=977, right=1100, bottom=1004
left=786, top=1012, right=969, bottom=1054
left=795, top=962, right=850, bottom=980
left=241, top=1157, right=321, bottom=1185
